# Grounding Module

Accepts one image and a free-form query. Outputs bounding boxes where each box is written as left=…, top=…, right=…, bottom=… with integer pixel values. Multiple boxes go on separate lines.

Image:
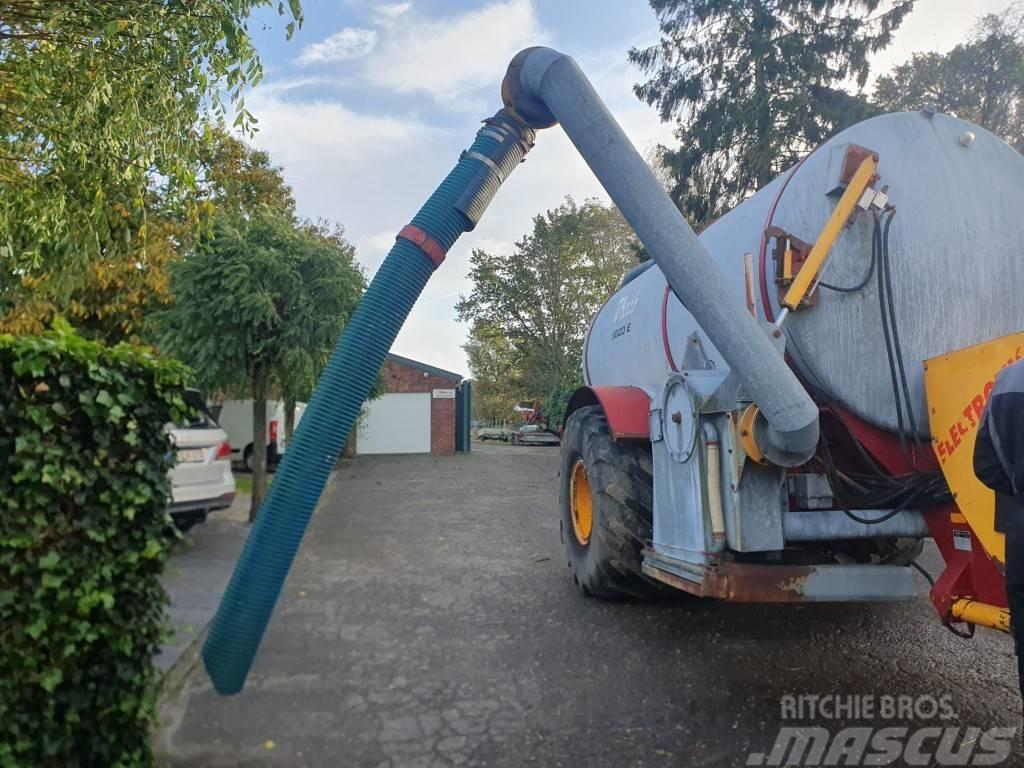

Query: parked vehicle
left=477, top=427, right=510, bottom=442
left=212, top=400, right=290, bottom=472
left=168, top=390, right=235, bottom=531
left=511, top=423, right=560, bottom=446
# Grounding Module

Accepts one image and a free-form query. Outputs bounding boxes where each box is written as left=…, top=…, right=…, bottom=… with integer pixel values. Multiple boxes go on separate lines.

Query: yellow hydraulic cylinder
left=951, top=598, right=1012, bottom=634
left=780, top=155, right=877, bottom=312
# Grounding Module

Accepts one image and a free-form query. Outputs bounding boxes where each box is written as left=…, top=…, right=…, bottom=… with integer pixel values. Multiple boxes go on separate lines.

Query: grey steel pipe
left=501, top=47, right=819, bottom=465
left=783, top=510, right=928, bottom=541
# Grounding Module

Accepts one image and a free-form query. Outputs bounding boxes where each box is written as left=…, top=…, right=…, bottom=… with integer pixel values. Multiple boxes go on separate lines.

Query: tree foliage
left=156, top=210, right=364, bottom=514
left=463, top=322, right=521, bottom=424
left=457, top=198, right=639, bottom=422
left=874, top=9, right=1024, bottom=152
left=276, top=220, right=365, bottom=406
left=0, top=0, right=301, bottom=337
left=0, top=194, right=189, bottom=343
left=202, top=131, right=298, bottom=219
left=630, top=0, right=912, bottom=227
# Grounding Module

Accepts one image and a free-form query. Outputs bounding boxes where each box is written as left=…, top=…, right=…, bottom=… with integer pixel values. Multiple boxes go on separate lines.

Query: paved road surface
left=160, top=441, right=1021, bottom=766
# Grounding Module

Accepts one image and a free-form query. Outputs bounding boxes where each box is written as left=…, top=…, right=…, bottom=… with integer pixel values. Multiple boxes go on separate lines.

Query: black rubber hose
left=881, top=212, right=925, bottom=453
left=820, top=428, right=920, bottom=525
left=820, top=218, right=877, bottom=293
left=874, top=211, right=913, bottom=466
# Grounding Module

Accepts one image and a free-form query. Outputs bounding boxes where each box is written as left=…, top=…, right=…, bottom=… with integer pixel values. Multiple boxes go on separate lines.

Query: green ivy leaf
left=40, top=669, right=63, bottom=693
left=38, top=552, right=60, bottom=570
left=141, top=539, right=162, bottom=559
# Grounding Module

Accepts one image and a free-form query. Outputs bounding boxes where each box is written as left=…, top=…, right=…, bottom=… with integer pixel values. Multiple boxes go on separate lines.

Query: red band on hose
left=397, top=224, right=447, bottom=269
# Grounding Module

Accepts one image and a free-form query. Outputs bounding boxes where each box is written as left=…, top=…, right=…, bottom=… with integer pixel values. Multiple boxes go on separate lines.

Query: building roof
left=385, top=353, right=462, bottom=383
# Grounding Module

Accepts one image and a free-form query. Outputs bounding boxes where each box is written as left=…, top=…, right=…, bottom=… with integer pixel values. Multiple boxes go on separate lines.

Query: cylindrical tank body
left=584, top=112, right=1024, bottom=436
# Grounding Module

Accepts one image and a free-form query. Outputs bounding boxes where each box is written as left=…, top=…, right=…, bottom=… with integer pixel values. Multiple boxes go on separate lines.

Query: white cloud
left=364, top=0, right=545, bottom=102
left=256, top=76, right=331, bottom=95
left=355, top=230, right=399, bottom=273
left=298, top=27, right=378, bottom=65
left=373, top=1, right=412, bottom=21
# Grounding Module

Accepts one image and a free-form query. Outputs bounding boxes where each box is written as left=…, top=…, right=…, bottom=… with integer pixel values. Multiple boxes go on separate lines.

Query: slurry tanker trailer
left=202, top=47, right=1022, bottom=695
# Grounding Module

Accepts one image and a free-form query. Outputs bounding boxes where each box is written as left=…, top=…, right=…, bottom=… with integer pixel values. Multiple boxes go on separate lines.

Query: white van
left=212, top=400, right=288, bottom=471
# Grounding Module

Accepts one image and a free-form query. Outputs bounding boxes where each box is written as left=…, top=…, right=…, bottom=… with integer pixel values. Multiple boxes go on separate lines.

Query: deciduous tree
left=0, top=1, right=301, bottom=337
left=464, top=323, right=522, bottom=424
left=275, top=219, right=365, bottom=442
left=874, top=9, right=1024, bottom=152
left=156, top=212, right=364, bottom=517
left=457, top=197, right=639, bottom=422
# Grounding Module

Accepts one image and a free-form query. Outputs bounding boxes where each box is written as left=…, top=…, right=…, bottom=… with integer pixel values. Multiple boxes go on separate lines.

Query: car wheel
left=242, top=444, right=254, bottom=473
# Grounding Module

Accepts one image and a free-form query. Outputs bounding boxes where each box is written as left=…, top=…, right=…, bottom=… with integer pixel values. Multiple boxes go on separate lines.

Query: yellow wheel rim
left=570, top=458, right=593, bottom=546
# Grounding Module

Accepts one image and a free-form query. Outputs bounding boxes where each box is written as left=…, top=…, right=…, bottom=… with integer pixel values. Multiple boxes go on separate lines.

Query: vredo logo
left=613, top=290, right=640, bottom=323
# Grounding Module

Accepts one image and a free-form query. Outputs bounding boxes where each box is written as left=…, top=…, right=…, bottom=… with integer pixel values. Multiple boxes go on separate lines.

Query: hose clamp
left=397, top=224, right=447, bottom=269
left=463, top=150, right=505, bottom=182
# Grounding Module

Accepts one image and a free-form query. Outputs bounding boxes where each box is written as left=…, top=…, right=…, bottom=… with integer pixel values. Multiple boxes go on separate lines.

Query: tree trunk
left=250, top=367, right=268, bottom=522
left=284, top=395, right=296, bottom=443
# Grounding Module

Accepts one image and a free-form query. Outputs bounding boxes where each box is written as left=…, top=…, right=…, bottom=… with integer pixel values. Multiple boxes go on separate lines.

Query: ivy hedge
left=0, top=323, right=189, bottom=768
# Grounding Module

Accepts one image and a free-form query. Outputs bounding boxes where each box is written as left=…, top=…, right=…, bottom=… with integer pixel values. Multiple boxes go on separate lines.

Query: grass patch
left=233, top=472, right=272, bottom=496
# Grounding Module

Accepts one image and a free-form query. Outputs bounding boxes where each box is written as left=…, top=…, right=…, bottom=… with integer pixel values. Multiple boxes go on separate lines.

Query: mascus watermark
left=746, top=695, right=1016, bottom=766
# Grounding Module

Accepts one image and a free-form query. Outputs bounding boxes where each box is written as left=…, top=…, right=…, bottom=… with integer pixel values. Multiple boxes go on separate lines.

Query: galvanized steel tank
left=584, top=112, right=1024, bottom=436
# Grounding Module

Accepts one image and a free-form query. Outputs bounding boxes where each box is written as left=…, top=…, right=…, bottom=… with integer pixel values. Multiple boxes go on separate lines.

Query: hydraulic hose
left=502, top=47, right=819, bottom=465
left=202, top=111, right=535, bottom=695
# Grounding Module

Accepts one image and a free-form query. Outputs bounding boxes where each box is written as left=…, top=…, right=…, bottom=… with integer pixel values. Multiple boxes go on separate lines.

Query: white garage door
left=357, top=392, right=431, bottom=454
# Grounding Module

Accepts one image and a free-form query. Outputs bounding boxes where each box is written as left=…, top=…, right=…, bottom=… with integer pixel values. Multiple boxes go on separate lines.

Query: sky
left=243, top=0, right=1010, bottom=376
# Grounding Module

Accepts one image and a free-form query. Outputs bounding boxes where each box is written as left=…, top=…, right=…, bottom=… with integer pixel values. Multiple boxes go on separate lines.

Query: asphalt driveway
left=158, top=441, right=1021, bottom=766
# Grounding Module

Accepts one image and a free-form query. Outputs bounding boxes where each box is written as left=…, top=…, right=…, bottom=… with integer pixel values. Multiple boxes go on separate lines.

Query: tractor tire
left=559, top=405, right=662, bottom=599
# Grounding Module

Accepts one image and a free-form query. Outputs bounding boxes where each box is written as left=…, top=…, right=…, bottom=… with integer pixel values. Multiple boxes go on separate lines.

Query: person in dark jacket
left=974, top=357, right=1024, bottom=709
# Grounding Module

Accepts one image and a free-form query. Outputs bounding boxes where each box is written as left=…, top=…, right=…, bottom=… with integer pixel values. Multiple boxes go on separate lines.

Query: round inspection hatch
left=662, top=375, right=697, bottom=463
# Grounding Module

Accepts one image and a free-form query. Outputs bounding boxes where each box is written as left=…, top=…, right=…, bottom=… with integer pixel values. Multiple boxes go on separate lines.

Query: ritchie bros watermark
left=746, top=694, right=1016, bottom=766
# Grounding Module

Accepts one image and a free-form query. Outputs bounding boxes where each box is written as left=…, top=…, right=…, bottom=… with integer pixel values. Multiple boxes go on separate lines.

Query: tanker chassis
left=553, top=79, right=1020, bottom=636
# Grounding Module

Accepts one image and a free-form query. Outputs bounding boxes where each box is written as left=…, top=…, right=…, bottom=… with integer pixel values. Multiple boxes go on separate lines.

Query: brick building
left=355, top=353, right=463, bottom=456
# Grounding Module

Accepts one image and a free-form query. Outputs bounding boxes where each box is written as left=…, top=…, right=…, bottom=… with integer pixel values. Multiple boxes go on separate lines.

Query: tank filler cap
left=959, top=131, right=976, bottom=148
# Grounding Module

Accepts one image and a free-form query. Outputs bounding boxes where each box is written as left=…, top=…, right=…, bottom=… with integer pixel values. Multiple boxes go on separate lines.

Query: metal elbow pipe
left=501, top=47, right=819, bottom=464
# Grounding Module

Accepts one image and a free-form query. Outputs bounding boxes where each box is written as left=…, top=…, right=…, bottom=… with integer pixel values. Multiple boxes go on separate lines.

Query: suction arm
left=501, top=47, right=819, bottom=465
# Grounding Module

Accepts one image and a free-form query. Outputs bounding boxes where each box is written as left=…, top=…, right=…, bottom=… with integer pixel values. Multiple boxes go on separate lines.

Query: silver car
left=167, top=391, right=235, bottom=531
